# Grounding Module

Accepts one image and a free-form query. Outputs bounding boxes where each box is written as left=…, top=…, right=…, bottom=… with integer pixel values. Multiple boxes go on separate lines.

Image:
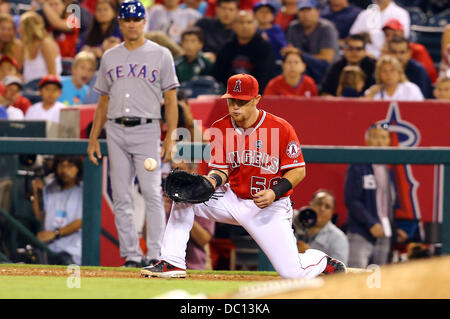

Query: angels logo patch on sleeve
left=286, top=141, right=301, bottom=158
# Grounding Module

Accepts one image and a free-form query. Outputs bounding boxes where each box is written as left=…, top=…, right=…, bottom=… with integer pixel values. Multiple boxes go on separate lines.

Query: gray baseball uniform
left=94, top=40, right=179, bottom=263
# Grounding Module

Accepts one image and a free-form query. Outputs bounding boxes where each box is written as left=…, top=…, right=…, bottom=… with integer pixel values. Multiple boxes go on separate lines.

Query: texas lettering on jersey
left=106, top=63, right=159, bottom=83
left=208, top=110, right=305, bottom=199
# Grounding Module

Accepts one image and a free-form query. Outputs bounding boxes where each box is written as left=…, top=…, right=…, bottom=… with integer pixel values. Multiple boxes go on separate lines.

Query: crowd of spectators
left=0, top=0, right=449, bottom=268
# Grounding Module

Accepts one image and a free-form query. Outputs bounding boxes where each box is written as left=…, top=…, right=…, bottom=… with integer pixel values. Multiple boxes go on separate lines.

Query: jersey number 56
left=250, top=176, right=281, bottom=196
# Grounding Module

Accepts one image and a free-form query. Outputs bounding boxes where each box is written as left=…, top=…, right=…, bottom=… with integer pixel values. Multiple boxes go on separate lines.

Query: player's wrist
left=270, top=178, right=293, bottom=200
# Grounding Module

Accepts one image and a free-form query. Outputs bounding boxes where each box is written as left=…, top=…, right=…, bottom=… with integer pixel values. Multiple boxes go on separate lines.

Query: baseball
left=144, top=157, right=157, bottom=172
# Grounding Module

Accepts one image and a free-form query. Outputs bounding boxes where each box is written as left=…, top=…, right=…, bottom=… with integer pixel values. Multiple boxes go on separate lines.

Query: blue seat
left=62, top=58, right=74, bottom=76
left=411, top=25, right=444, bottom=65
left=404, top=6, right=428, bottom=26
left=179, top=76, right=224, bottom=98
left=427, top=8, right=450, bottom=27
left=22, top=78, right=42, bottom=92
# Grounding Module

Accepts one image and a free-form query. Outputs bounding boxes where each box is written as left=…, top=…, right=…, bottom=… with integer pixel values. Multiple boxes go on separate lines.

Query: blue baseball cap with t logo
left=118, top=0, right=146, bottom=19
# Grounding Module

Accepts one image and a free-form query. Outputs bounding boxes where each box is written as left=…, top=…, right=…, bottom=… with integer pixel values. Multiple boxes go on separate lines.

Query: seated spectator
left=1, top=76, right=31, bottom=118
left=364, top=55, right=423, bottom=101
left=439, top=24, right=450, bottom=79
left=31, top=155, right=83, bottom=265
left=163, top=161, right=215, bottom=270
left=19, top=11, right=62, bottom=83
left=253, top=1, right=287, bottom=61
left=387, top=36, right=433, bottom=99
left=286, top=0, right=339, bottom=64
left=40, top=0, right=80, bottom=58
left=381, top=19, right=438, bottom=84
left=25, top=75, right=65, bottom=123
left=349, top=0, right=410, bottom=58
left=175, top=27, right=213, bottom=83
left=0, top=13, right=24, bottom=69
left=336, top=65, right=366, bottom=97
left=180, top=0, right=209, bottom=16
left=274, top=0, right=298, bottom=32
left=0, top=56, right=23, bottom=102
left=81, top=0, right=121, bottom=59
left=213, top=10, right=276, bottom=92
left=264, top=47, right=318, bottom=97
left=0, top=56, right=21, bottom=81
left=321, top=34, right=375, bottom=96
left=344, top=123, right=408, bottom=268
left=194, top=0, right=239, bottom=63
left=294, top=189, right=349, bottom=264
left=59, top=51, right=97, bottom=106
left=434, top=76, right=450, bottom=100
left=320, top=0, right=361, bottom=41
left=145, top=0, right=202, bottom=44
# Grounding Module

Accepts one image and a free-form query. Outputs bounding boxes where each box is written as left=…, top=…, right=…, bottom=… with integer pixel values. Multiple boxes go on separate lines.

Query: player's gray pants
left=105, top=120, right=166, bottom=262
left=347, top=232, right=391, bottom=268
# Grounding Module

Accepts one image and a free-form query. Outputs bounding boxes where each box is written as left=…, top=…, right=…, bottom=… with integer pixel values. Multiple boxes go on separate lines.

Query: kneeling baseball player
left=141, top=73, right=346, bottom=278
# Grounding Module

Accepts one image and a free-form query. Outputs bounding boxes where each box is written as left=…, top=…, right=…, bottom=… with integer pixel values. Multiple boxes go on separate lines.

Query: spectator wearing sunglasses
left=320, top=34, right=375, bottom=97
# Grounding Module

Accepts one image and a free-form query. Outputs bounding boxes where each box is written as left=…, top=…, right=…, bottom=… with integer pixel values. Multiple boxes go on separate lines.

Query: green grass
left=0, top=264, right=277, bottom=299
left=0, top=276, right=251, bottom=299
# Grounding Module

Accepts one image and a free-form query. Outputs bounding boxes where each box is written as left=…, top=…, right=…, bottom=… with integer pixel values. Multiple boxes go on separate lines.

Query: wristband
left=209, top=173, right=223, bottom=187
left=211, top=169, right=229, bottom=184
left=271, top=178, right=293, bottom=199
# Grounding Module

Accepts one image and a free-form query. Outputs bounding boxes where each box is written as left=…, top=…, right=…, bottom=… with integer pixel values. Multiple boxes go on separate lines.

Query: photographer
left=294, top=189, right=349, bottom=264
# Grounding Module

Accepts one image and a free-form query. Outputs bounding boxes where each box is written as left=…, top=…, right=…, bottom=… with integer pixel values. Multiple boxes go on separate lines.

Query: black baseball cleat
left=322, top=256, right=347, bottom=275
left=141, top=260, right=186, bottom=278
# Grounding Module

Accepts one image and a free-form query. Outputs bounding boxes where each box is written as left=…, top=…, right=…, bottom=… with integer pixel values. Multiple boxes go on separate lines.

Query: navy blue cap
left=118, top=0, right=146, bottom=20
left=253, top=1, right=277, bottom=14
left=297, top=0, right=319, bottom=10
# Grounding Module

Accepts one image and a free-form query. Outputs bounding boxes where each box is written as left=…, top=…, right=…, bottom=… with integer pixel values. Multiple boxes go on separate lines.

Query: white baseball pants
left=160, top=184, right=327, bottom=279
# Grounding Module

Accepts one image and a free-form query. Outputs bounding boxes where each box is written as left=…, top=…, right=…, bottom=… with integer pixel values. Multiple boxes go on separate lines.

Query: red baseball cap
left=39, top=74, right=62, bottom=89
left=221, top=73, right=259, bottom=101
left=383, top=18, right=404, bottom=32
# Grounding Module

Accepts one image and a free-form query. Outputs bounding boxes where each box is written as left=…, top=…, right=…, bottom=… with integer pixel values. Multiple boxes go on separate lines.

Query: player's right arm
left=87, top=95, right=109, bottom=166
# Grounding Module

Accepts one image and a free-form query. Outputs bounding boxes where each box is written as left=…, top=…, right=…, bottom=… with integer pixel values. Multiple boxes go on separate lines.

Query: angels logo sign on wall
left=376, top=102, right=424, bottom=240
left=286, top=141, right=301, bottom=159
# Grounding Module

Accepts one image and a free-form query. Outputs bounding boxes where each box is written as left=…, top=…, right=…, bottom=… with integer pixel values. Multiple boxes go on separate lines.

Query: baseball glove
left=164, top=169, right=215, bottom=203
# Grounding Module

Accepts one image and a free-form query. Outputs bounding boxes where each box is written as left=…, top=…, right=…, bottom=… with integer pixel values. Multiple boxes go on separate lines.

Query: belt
left=112, top=117, right=153, bottom=127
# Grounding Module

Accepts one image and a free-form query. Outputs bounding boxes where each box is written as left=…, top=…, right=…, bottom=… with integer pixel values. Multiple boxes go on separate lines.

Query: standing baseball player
left=141, top=73, right=346, bottom=278
left=87, top=0, right=179, bottom=267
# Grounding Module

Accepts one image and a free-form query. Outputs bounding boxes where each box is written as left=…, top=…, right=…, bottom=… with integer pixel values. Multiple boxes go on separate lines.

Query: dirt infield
left=0, top=265, right=280, bottom=282
left=237, top=256, right=450, bottom=299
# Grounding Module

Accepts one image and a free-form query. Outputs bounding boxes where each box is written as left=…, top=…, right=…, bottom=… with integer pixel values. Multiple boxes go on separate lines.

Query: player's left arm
left=161, top=88, right=179, bottom=162
left=253, top=167, right=306, bottom=209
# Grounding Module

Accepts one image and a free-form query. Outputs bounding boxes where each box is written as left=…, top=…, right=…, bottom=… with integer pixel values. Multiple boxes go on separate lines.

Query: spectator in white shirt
left=25, top=75, right=65, bottom=123
left=349, top=0, right=410, bottom=58
left=364, top=54, right=423, bottom=101
left=145, top=0, right=202, bottom=44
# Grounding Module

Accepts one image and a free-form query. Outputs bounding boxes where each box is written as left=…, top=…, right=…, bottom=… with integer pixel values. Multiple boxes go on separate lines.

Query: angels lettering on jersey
left=207, top=110, right=306, bottom=199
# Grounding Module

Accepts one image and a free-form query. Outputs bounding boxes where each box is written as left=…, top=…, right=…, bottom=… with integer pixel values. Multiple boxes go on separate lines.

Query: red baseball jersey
left=208, top=109, right=305, bottom=199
